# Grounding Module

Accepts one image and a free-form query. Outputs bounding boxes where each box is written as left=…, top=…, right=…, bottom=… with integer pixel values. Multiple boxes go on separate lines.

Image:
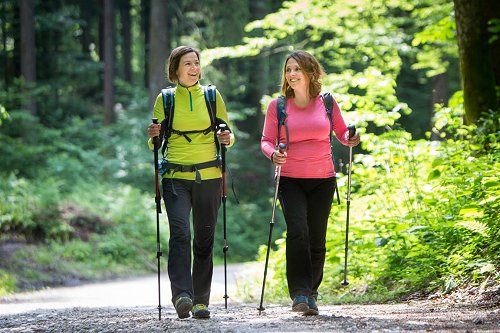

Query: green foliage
left=0, top=269, right=16, bottom=296
left=0, top=104, right=8, bottom=126
left=0, top=176, right=165, bottom=290
left=487, top=18, right=500, bottom=44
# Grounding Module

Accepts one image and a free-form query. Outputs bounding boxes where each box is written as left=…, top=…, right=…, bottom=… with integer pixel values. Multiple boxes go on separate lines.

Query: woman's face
left=176, top=52, right=201, bottom=87
left=285, top=57, right=309, bottom=93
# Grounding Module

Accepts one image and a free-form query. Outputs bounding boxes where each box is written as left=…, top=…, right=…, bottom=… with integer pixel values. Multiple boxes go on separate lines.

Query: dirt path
left=1, top=263, right=499, bottom=332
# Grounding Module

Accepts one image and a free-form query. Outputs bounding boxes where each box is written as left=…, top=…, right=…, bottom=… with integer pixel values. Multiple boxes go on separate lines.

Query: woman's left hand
left=347, top=133, right=360, bottom=147
left=217, top=129, right=231, bottom=145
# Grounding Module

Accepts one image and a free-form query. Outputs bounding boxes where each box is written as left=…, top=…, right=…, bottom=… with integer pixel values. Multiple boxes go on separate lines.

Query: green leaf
left=482, top=181, right=500, bottom=189
left=427, top=169, right=441, bottom=180
left=375, top=237, right=389, bottom=247
left=456, top=221, right=488, bottom=237
left=407, top=226, right=430, bottom=233
left=459, top=207, right=484, bottom=218
left=431, top=158, right=445, bottom=167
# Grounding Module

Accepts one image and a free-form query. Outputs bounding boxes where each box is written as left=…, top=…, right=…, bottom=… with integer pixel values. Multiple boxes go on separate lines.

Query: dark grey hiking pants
left=278, top=176, right=336, bottom=300
left=162, top=177, right=221, bottom=306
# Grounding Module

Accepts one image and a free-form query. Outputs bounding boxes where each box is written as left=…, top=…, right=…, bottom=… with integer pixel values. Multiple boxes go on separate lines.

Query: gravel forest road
left=1, top=263, right=499, bottom=332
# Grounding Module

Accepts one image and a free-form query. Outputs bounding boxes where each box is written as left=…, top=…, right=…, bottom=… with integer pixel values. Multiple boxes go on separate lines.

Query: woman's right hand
left=271, top=150, right=287, bottom=166
left=148, top=123, right=161, bottom=138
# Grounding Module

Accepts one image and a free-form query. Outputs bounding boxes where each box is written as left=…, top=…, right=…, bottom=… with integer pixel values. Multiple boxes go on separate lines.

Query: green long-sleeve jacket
left=148, top=83, right=235, bottom=181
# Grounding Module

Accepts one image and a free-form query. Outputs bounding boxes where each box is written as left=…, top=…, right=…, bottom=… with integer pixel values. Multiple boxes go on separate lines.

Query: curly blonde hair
left=280, top=50, right=325, bottom=99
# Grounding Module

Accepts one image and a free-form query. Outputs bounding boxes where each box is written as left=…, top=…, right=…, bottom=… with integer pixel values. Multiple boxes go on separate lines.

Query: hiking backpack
left=159, top=84, right=222, bottom=156
left=157, top=84, right=228, bottom=182
left=276, top=93, right=340, bottom=203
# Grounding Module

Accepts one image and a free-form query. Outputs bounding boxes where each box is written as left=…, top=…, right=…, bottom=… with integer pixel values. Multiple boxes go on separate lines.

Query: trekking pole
left=341, top=125, right=356, bottom=286
left=258, top=143, right=287, bottom=315
left=152, top=118, right=163, bottom=320
left=219, top=124, right=229, bottom=309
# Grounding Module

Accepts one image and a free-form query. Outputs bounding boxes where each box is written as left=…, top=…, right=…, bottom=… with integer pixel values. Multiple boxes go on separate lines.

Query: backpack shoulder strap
left=321, top=92, right=341, bottom=204
left=321, top=92, right=334, bottom=146
left=203, top=85, right=217, bottom=127
left=203, top=84, right=220, bottom=154
left=276, top=95, right=289, bottom=149
left=160, top=86, right=176, bottom=155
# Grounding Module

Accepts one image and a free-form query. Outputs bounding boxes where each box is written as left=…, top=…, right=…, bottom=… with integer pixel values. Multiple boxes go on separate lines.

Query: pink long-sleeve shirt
left=261, top=95, right=350, bottom=178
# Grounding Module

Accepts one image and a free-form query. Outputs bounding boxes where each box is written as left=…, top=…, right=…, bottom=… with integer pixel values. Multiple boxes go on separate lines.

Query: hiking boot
left=192, top=304, right=210, bottom=319
left=291, top=295, right=309, bottom=312
left=174, top=296, right=193, bottom=319
left=303, top=296, right=319, bottom=316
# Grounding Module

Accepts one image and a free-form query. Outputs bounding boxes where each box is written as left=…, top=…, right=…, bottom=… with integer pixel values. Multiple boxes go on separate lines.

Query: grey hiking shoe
left=192, top=304, right=210, bottom=319
left=291, top=295, right=309, bottom=312
left=303, top=296, right=319, bottom=316
left=174, top=296, right=193, bottom=319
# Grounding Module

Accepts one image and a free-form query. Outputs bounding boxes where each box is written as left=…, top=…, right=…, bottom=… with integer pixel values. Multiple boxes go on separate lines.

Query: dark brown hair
left=166, top=46, right=201, bottom=83
left=280, top=50, right=325, bottom=99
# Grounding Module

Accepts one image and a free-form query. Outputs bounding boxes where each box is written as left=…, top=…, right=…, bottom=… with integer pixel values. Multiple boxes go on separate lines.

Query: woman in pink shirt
left=261, top=50, right=360, bottom=315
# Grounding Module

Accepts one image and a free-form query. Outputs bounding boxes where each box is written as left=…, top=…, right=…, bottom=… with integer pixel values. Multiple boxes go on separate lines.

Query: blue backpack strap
left=160, top=86, right=176, bottom=155
left=276, top=95, right=289, bottom=149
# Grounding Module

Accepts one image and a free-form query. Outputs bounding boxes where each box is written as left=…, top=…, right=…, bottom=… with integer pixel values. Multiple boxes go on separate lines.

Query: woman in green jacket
left=147, top=46, right=235, bottom=319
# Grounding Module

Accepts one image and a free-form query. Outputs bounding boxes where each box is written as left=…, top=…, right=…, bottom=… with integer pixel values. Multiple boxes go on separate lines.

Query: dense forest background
left=0, top=0, right=498, bottom=303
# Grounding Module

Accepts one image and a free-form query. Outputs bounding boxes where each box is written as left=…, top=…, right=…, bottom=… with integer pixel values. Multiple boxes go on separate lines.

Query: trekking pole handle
left=219, top=124, right=228, bottom=134
left=278, top=143, right=286, bottom=153
left=347, top=125, right=356, bottom=139
left=152, top=118, right=160, bottom=147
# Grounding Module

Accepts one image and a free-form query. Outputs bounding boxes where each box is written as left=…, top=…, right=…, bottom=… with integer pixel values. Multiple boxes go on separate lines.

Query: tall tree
left=20, top=0, right=36, bottom=115
left=79, top=0, right=93, bottom=55
left=141, top=0, right=150, bottom=88
left=103, top=0, right=116, bottom=125
left=453, top=0, right=498, bottom=124
left=119, top=0, right=132, bottom=83
left=148, top=0, right=167, bottom=111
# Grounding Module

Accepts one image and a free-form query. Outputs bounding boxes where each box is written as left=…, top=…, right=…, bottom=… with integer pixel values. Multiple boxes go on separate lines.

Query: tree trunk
left=79, top=0, right=93, bottom=55
left=483, top=0, right=500, bottom=102
left=20, top=0, right=37, bottom=116
left=119, top=0, right=132, bottom=83
left=148, top=0, right=168, bottom=111
left=141, top=0, right=150, bottom=88
left=2, top=4, right=9, bottom=87
left=453, top=0, right=498, bottom=125
left=103, top=0, right=115, bottom=125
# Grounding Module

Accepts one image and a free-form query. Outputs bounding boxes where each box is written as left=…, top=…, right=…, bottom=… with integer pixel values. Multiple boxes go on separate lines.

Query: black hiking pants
left=278, top=176, right=336, bottom=300
left=162, top=177, right=221, bottom=306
